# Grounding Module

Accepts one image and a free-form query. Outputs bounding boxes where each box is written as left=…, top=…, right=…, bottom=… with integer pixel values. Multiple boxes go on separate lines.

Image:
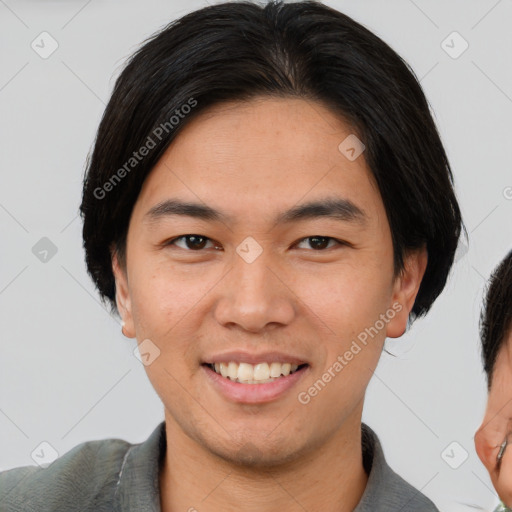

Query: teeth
left=281, top=363, right=291, bottom=376
left=219, top=362, right=229, bottom=378
left=253, top=363, right=270, bottom=380
left=210, top=361, right=303, bottom=383
left=269, top=362, right=282, bottom=378
left=238, top=362, right=253, bottom=381
left=227, top=361, right=238, bottom=380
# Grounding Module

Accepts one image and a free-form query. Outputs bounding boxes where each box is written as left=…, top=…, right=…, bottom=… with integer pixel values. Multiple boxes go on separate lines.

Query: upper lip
left=203, top=350, right=309, bottom=366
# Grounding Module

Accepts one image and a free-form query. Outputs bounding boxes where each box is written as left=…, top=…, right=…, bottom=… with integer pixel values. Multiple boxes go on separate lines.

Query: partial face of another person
left=476, top=331, right=512, bottom=506
left=112, top=97, right=426, bottom=467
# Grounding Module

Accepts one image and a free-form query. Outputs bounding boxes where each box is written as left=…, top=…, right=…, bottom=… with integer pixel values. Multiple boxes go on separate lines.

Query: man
left=475, top=251, right=512, bottom=510
left=0, top=1, right=463, bottom=510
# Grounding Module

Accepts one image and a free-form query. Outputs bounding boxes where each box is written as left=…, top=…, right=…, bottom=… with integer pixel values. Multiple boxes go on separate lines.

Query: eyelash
left=163, top=234, right=348, bottom=252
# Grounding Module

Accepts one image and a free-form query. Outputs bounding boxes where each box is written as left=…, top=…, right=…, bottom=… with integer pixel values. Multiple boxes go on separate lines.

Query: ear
left=386, top=246, right=428, bottom=338
left=111, top=246, right=136, bottom=338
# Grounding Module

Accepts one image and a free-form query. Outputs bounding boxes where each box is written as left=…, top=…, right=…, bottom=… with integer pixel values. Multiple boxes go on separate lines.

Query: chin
left=207, top=435, right=307, bottom=470
left=223, top=448, right=295, bottom=469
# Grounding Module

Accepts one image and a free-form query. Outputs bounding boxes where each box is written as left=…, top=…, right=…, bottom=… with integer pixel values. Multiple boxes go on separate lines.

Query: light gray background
left=1, top=0, right=511, bottom=510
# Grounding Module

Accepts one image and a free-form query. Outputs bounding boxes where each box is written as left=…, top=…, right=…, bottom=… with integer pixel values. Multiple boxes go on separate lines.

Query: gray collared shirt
left=1, top=422, right=439, bottom=511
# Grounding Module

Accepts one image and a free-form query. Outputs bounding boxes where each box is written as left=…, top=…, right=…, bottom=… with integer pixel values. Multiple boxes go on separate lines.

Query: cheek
left=128, top=261, right=193, bottom=330
left=304, top=273, right=391, bottom=410
left=128, top=262, right=219, bottom=362
left=128, top=269, right=204, bottom=386
left=298, top=262, right=394, bottom=338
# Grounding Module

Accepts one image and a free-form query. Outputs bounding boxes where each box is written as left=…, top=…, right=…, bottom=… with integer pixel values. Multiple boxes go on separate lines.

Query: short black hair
left=480, top=251, right=512, bottom=389
left=79, top=0, right=464, bottom=321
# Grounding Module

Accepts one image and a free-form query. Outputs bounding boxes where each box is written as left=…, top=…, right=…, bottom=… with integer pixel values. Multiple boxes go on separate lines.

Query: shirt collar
left=113, top=421, right=423, bottom=511
left=113, top=421, right=166, bottom=512
left=354, top=423, right=432, bottom=511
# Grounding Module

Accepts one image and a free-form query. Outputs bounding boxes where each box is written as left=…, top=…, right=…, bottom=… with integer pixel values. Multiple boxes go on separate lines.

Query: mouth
left=201, top=358, right=310, bottom=404
left=203, top=361, right=309, bottom=384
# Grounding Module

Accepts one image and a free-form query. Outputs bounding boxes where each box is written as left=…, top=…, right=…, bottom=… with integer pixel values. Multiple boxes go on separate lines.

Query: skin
left=112, top=97, right=427, bottom=512
left=475, top=332, right=512, bottom=507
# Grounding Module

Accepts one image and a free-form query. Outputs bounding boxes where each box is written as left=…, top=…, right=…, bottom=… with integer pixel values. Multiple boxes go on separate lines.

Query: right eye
left=164, top=234, right=222, bottom=251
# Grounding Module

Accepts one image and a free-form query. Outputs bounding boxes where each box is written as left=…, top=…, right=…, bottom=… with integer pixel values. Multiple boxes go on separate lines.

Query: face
left=475, top=331, right=512, bottom=503
left=113, top=97, right=426, bottom=467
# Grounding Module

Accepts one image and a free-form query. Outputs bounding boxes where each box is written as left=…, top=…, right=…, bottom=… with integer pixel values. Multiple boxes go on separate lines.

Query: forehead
left=132, top=97, right=382, bottom=227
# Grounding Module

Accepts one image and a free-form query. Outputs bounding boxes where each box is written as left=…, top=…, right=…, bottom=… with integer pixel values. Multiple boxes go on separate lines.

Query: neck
left=159, top=408, right=368, bottom=512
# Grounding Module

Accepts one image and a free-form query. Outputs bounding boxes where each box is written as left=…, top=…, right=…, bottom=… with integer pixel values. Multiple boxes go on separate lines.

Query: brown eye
left=166, top=235, right=217, bottom=251
left=296, top=236, right=341, bottom=250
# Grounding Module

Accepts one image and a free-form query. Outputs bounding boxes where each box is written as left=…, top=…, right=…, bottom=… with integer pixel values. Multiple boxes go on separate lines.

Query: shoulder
left=0, top=436, right=132, bottom=512
left=357, top=423, right=440, bottom=511
left=373, top=460, right=440, bottom=511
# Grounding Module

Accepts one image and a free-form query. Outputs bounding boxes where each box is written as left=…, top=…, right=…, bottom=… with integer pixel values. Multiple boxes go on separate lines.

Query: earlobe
left=386, top=247, right=428, bottom=339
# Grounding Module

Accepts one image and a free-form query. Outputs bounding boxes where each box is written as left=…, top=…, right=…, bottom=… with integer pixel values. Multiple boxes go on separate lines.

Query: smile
left=202, top=360, right=310, bottom=404
left=207, top=361, right=307, bottom=384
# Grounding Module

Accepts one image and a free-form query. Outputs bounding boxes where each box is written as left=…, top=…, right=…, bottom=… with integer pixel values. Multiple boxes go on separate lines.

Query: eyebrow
left=143, top=197, right=367, bottom=227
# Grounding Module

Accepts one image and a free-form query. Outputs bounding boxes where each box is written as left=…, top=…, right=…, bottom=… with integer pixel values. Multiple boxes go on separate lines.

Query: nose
left=213, top=249, right=296, bottom=333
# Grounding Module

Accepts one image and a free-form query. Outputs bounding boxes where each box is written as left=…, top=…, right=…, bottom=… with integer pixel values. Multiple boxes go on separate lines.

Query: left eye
left=295, top=236, right=342, bottom=250
left=165, top=235, right=343, bottom=251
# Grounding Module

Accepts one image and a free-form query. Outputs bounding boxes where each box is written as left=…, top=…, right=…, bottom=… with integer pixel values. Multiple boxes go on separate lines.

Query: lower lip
left=202, top=364, right=309, bottom=404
